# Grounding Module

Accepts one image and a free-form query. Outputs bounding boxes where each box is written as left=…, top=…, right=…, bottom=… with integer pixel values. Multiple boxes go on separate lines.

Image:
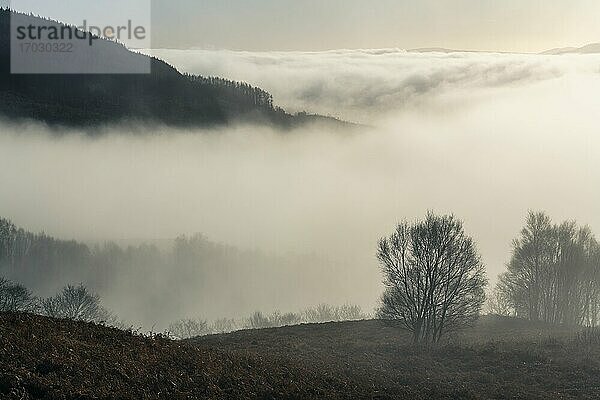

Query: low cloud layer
left=1, top=50, right=599, bottom=324
left=150, top=48, right=600, bottom=122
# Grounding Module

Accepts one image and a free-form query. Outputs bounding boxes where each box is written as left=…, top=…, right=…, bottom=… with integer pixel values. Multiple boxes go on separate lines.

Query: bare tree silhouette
left=41, top=284, right=111, bottom=323
left=0, top=277, right=37, bottom=312
left=377, top=213, right=487, bottom=344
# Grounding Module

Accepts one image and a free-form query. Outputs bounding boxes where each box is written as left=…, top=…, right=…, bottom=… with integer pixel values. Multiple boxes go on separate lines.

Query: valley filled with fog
left=1, top=49, right=599, bottom=328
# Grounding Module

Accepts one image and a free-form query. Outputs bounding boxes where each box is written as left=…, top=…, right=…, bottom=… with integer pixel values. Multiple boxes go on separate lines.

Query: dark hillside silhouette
left=0, top=9, right=347, bottom=129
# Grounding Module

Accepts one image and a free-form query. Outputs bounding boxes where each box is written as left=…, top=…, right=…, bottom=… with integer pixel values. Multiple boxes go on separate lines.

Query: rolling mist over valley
left=1, top=50, right=599, bottom=330
left=2, top=2, right=600, bottom=397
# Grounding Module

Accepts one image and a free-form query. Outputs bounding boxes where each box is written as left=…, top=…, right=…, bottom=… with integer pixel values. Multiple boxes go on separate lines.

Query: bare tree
left=245, top=311, right=273, bottom=329
left=41, top=284, right=110, bottom=323
left=485, top=286, right=513, bottom=316
left=266, top=311, right=301, bottom=327
left=301, top=304, right=365, bottom=323
left=336, top=304, right=365, bottom=321
left=210, top=318, right=237, bottom=334
left=0, top=277, right=37, bottom=312
left=169, top=318, right=210, bottom=339
left=377, top=213, right=487, bottom=344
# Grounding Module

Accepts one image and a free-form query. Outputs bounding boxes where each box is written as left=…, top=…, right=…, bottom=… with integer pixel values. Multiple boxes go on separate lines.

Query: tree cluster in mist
left=492, top=212, right=600, bottom=327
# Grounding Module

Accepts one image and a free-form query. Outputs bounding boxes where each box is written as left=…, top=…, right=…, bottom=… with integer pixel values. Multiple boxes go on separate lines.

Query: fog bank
left=150, top=48, right=600, bottom=123
left=1, top=50, right=599, bottom=325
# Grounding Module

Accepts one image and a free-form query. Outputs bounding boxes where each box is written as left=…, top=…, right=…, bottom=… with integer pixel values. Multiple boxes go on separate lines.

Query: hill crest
left=0, top=9, right=349, bottom=130
left=2, top=312, right=596, bottom=399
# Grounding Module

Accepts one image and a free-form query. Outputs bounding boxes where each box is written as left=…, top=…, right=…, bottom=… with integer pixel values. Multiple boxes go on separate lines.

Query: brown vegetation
left=2, top=312, right=600, bottom=399
left=0, top=312, right=361, bottom=399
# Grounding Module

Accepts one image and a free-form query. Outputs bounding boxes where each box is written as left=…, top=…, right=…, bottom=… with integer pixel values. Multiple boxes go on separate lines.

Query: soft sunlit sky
left=5, top=0, right=599, bottom=52
left=150, top=0, right=600, bottom=52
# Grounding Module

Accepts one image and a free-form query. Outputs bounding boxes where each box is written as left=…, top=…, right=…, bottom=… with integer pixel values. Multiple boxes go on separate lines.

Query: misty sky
left=2, top=50, right=599, bottom=301
left=5, top=0, right=599, bottom=52
left=150, top=0, right=600, bottom=52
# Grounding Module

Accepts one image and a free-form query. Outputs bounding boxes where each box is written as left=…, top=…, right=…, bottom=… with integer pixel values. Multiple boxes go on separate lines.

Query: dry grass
left=1, top=312, right=599, bottom=399
left=0, top=312, right=365, bottom=399
left=193, top=316, right=600, bottom=399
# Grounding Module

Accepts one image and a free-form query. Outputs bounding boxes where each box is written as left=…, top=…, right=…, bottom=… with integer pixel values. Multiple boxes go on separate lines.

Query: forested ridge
left=0, top=9, right=344, bottom=129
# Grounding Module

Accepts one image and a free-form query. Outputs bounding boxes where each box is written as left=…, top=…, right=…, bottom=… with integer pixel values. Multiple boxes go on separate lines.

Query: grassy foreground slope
left=194, top=317, right=600, bottom=399
left=1, top=313, right=600, bottom=399
left=0, top=313, right=364, bottom=399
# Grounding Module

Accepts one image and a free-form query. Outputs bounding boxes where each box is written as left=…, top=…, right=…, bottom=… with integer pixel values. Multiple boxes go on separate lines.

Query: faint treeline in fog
left=169, top=303, right=368, bottom=339
left=0, top=217, right=352, bottom=328
left=0, top=272, right=366, bottom=339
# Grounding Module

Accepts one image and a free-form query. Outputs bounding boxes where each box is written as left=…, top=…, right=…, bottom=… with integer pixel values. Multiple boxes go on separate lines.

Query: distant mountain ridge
left=542, top=43, right=600, bottom=55
left=411, top=44, right=600, bottom=55
left=0, top=9, right=348, bottom=130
